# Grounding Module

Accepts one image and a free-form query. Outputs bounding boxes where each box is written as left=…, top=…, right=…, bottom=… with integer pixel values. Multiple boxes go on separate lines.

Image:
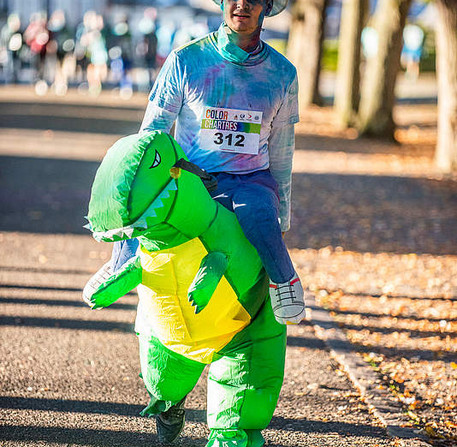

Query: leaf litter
left=289, top=105, right=457, bottom=446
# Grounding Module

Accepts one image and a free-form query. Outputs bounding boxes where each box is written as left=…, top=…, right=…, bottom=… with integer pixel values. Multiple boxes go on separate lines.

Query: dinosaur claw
left=188, top=298, right=200, bottom=314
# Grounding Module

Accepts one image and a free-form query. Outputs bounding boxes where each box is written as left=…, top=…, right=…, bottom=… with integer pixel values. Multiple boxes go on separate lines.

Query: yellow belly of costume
left=137, top=238, right=251, bottom=364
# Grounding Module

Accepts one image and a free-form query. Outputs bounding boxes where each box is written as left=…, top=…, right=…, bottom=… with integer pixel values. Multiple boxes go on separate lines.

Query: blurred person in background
left=24, top=12, right=49, bottom=94
left=47, top=9, right=75, bottom=95
left=134, top=7, right=158, bottom=91
left=0, top=13, right=23, bottom=83
left=171, top=17, right=196, bottom=49
left=74, top=10, right=96, bottom=87
left=172, top=17, right=209, bottom=49
left=86, top=14, right=108, bottom=96
left=155, top=18, right=176, bottom=67
left=107, top=13, right=133, bottom=98
left=401, top=23, right=425, bottom=81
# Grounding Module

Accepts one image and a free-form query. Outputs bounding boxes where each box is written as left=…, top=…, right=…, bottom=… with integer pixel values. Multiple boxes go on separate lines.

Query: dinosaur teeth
left=89, top=179, right=178, bottom=239
left=135, top=221, right=148, bottom=230
left=123, top=228, right=135, bottom=238
left=154, top=199, right=164, bottom=209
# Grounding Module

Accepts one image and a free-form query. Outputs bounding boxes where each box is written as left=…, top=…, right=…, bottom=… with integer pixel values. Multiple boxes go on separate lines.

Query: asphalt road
left=0, top=90, right=403, bottom=446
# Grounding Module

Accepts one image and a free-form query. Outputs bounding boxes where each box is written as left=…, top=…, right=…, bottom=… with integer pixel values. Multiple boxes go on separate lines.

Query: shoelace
left=275, top=283, right=295, bottom=302
left=271, top=277, right=301, bottom=303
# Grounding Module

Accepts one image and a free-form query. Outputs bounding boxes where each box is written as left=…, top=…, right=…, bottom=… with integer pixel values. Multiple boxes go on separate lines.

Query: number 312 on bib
left=200, top=107, right=262, bottom=155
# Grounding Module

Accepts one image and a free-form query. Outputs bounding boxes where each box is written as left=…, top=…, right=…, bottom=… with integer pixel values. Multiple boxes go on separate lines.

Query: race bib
left=200, top=107, right=263, bottom=155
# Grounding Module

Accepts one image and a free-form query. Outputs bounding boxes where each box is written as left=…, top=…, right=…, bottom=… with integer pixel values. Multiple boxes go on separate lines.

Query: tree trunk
left=334, top=0, right=368, bottom=128
left=434, top=0, right=457, bottom=172
left=357, top=0, right=412, bottom=139
left=287, top=0, right=328, bottom=113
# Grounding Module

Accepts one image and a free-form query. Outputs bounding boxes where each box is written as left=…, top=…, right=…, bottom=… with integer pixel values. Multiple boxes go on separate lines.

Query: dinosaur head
left=86, top=131, right=216, bottom=249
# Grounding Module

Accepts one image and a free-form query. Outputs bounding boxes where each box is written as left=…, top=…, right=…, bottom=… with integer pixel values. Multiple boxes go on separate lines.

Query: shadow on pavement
left=1, top=284, right=85, bottom=293
left=0, top=316, right=134, bottom=332
left=0, top=425, right=206, bottom=447
left=295, top=133, right=431, bottom=155
left=287, top=334, right=455, bottom=363
left=0, top=101, right=142, bottom=134
left=349, top=340, right=456, bottom=364
left=0, top=283, right=137, bottom=297
left=338, top=321, right=454, bottom=338
left=286, top=172, right=457, bottom=255
left=0, top=312, right=332, bottom=356
left=318, top=290, right=457, bottom=302
left=0, top=296, right=137, bottom=311
left=0, top=265, right=95, bottom=275
left=0, top=396, right=388, bottom=444
left=0, top=317, right=327, bottom=354
left=0, top=155, right=98, bottom=234
left=270, top=415, right=389, bottom=438
left=3, top=157, right=457, bottom=256
left=334, top=308, right=457, bottom=321
left=286, top=335, right=326, bottom=350
left=0, top=396, right=202, bottom=422
left=0, top=396, right=144, bottom=416
left=296, top=133, right=396, bottom=155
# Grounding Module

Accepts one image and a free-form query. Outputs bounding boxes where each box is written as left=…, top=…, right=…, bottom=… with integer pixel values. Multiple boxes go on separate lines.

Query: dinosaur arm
left=188, top=251, right=228, bottom=314
left=83, top=255, right=142, bottom=309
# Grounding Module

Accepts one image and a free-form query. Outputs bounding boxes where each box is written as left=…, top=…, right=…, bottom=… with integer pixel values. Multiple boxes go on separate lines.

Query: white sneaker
left=269, top=272, right=306, bottom=325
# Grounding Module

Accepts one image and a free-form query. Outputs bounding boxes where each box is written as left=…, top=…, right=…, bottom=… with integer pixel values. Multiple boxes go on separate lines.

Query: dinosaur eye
left=150, top=151, right=161, bottom=168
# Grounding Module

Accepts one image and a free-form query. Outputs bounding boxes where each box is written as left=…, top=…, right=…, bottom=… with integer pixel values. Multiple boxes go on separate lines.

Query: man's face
left=223, top=0, right=271, bottom=35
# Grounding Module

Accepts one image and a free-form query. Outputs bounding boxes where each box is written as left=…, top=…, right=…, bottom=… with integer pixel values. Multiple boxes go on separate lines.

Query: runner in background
left=23, top=12, right=49, bottom=95
left=85, top=14, right=108, bottom=96
left=47, top=9, right=74, bottom=95
left=401, top=23, right=425, bottom=81
left=0, top=13, right=23, bottom=84
left=106, top=13, right=133, bottom=98
left=74, top=11, right=95, bottom=89
left=135, top=7, right=158, bottom=91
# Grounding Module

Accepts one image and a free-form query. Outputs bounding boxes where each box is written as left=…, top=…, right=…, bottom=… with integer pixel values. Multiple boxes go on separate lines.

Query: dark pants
left=209, top=170, right=294, bottom=283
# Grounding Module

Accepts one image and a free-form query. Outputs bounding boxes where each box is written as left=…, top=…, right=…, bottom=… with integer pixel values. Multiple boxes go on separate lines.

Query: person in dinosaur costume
left=83, top=130, right=288, bottom=447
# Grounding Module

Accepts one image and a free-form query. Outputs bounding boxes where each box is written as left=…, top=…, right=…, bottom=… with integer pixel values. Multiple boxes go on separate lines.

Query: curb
left=306, top=293, right=432, bottom=447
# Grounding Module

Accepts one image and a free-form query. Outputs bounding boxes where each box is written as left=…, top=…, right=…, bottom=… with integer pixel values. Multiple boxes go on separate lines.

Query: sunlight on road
left=0, top=129, right=117, bottom=161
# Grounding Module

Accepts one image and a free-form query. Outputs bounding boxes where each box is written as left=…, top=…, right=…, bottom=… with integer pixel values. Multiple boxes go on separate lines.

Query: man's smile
left=223, top=0, right=267, bottom=43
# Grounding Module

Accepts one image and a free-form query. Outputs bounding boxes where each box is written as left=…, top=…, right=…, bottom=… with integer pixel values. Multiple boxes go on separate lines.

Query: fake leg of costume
left=138, top=334, right=205, bottom=415
left=211, top=171, right=295, bottom=284
left=206, top=301, right=287, bottom=447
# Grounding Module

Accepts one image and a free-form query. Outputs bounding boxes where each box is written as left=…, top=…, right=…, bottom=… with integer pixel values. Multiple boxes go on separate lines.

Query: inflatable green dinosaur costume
left=84, top=131, right=286, bottom=447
